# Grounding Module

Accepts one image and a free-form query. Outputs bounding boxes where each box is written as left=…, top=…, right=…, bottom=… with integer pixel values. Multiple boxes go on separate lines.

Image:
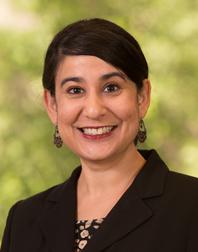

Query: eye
left=67, top=87, right=84, bottom=94
left=104, top=83, right=120, bottom=93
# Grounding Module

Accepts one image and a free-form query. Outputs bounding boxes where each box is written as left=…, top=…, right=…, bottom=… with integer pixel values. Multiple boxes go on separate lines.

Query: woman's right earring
left=137, top=119, right=147, bottom=143
left=53, top=125, right=63, bottom=148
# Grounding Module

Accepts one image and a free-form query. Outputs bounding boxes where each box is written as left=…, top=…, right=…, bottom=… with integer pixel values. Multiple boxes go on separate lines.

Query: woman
left=1, top=18, right=198, bottom=252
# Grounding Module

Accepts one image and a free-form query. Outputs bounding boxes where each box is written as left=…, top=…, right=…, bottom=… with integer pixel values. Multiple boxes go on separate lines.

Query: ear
left=137, top=79, right=151, bottom=118
left=43, top=89, right=58, bottom=125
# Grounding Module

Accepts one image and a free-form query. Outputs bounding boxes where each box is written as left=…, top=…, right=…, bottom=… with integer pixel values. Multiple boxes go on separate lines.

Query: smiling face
left=44, top=55, right=150, bottom=163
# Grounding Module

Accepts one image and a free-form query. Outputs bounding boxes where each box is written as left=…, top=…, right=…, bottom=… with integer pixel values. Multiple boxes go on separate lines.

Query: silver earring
left=137, top=119, right=147, bottom=143
left=53, top=125, right=63, bottom=148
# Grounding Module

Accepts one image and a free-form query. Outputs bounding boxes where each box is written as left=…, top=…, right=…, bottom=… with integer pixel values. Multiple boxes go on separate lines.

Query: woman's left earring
left=53, top=125, right=63, bottom=148
left=137, top=119, right=147, bottom=143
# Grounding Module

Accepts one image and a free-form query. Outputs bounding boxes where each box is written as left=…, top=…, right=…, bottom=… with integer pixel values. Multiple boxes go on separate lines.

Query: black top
left=75, top=218, right=105, bottom=251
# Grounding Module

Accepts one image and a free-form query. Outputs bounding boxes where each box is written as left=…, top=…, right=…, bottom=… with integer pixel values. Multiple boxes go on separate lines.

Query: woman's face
left=44, top=55, right=150, bottom=163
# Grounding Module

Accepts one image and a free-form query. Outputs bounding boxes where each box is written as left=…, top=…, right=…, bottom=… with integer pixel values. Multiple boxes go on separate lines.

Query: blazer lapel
left=39, top=167, right=81, bottom=252
left=83, top=187, right=153, bottom=252
left=83, top=150, right=168, bottom=252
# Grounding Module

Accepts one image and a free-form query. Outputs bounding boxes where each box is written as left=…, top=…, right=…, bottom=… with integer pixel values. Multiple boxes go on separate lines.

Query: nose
left=83, top=93, right=106, bottom=120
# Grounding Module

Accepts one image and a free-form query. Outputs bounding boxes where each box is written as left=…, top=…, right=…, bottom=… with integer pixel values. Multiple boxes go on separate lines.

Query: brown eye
left=67, top=87, right=84, bottom=94
left=104, top=84, right=120, bottom=93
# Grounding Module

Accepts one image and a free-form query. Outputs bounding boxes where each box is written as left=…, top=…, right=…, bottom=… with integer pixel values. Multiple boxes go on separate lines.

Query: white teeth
left=82, top=126, right=114, bottom=135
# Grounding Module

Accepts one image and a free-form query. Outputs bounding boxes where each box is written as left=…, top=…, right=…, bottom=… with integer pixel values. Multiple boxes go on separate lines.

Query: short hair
left=42, top=18, right=149, bottom=95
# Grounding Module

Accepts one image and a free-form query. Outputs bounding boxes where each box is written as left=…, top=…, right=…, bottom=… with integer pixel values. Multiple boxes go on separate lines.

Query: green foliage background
left=0, top=0, right=198, bottom=241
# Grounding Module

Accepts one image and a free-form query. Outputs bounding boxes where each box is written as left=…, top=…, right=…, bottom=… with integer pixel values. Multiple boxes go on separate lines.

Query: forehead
left=55, top=55, right=125, bottom=80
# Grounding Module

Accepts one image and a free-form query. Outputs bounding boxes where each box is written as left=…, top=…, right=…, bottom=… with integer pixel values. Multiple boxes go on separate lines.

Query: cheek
left=56, top=99, right=80, bottom=125
left=112, top=99, right=139, bottom=122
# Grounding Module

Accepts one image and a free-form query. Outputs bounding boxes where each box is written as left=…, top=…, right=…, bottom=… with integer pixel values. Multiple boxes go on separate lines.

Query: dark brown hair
left=42, top=18, right=148, bottom=95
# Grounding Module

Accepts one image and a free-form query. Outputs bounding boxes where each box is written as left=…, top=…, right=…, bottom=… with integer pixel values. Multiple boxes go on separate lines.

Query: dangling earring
left=137, top=119, right=147, bottom=143
left=53, top=125, right=63, bottom=148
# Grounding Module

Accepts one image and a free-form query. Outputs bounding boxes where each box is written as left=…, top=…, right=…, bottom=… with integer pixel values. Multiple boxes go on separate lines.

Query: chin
left=78, top=150, right=115, bottom=163
left=80, top=154, right=111, bottom=162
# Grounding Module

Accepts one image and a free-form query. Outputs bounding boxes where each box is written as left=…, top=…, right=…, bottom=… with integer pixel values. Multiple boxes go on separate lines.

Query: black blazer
left=1, top=150, right=198, bottom=252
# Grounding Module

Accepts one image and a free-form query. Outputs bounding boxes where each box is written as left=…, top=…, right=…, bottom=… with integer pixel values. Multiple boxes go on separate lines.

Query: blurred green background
left=0, top=0, right=198, bottom=241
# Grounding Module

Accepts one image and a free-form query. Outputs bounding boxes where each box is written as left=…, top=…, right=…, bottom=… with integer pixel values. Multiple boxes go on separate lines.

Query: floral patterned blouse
left=75, top=218, right=105, bottom=251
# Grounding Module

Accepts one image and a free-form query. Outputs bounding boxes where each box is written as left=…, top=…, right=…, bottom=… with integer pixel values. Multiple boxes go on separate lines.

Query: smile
left=79, top=126, right=117, bottom=136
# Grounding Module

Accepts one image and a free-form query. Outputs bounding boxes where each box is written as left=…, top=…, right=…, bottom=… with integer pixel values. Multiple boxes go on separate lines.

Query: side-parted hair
left=42, top=18, right=148, bottom=95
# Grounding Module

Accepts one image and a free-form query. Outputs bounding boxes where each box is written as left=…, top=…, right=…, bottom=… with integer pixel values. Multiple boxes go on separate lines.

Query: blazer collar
left=39, top=167, right=81, bottom=252
left=39, top=149, right=168, bottom=252
left=133, top=149, right=168, bottom=199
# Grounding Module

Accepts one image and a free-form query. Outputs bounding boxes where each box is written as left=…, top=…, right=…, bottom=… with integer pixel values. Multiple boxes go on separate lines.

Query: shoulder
left=167, top=170, right=198, bottom=190
left=8, top=166, right=81, bottom=219
left=156, top=169, right=198, bottom=220
left=0, top=182, right=68, bottom=250
left=9, top=182, right=66, bottom=220
left=166, top=170, right=198, bottom=198
left=139, top=149, right=198, bottom=206
left=142, top=149, right=198, bottom=194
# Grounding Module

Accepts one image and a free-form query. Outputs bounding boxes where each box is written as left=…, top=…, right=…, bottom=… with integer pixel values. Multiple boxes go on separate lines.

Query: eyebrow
left=60, top=71, right=127, bottom=86
left=60, top=77, right=84, bottom=86
left=99, top=71, right=127, bottom=81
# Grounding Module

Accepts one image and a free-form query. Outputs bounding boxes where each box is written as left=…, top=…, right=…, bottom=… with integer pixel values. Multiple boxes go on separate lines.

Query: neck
left=78, top=145, right=145, bottom=198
